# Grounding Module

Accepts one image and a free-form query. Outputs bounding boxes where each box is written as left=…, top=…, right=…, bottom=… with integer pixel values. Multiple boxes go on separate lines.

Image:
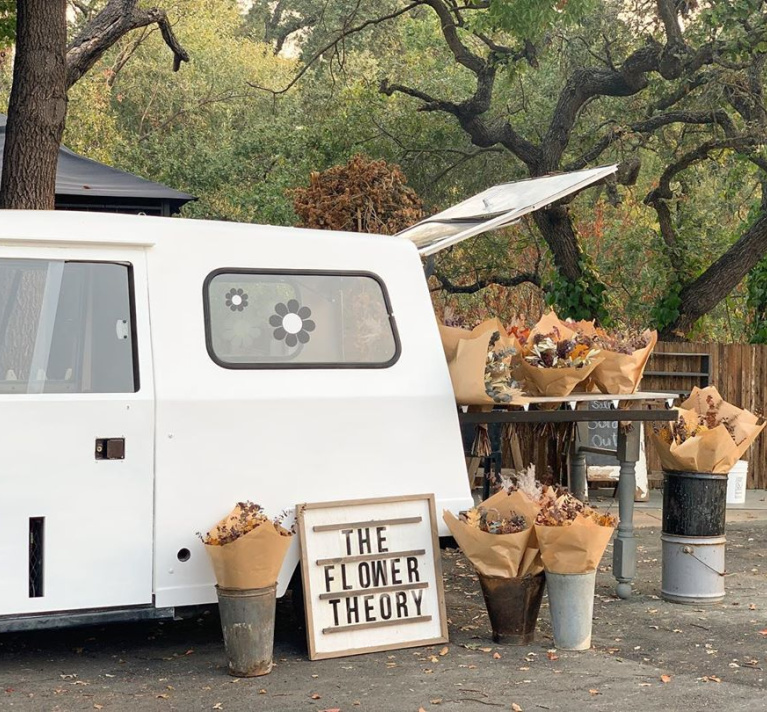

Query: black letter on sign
left=342, top=529, right=354, bottom=556
left=406, top=556, right=420, bottom=582
left=357, top=528, right=372, bottom=554
left=358, top=561, right=371, bottom=589
left=380, top=593, right=392, bottom=620
left=345, top=596, right=360, bottom=624
left=390, top=558, right=402, bottom=585
left=395, top=591, right=409, bottom=618
left=371, top=559, right=388, bottom=587
left=328, top=598, right=341, bottom=627
left=341, top=563, right=352, bottom=591
left=323, top=565, right=335, bottom=592
left=412, top=588, right=424, bottom=616
left=376, top=526, right=388, bottom=552
left=363, top=594, right=376, bottom=622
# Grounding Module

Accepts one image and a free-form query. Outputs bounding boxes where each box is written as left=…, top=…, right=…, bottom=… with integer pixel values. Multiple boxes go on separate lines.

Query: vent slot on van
left=28, top=517, right=45, bottom=597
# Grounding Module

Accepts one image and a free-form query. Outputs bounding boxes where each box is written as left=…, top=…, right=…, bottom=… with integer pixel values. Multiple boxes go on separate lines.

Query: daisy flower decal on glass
left=269, top=299, right=315, bottom=347
left=225, top=288, right=249, bottom=312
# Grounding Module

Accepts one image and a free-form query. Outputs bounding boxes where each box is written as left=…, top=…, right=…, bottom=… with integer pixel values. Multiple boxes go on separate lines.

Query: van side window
left=204, top=270, right=400, bottom=368
left=0, top=260, right=137, bottom=393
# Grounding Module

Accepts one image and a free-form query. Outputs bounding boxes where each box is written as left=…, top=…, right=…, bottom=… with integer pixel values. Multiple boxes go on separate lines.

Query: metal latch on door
left=95, top=438, right=125, bottom=460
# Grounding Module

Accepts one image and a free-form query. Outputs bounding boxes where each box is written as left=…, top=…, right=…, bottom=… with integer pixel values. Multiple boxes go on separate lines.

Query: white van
left=0, top=165, right=616, bottom=630
left=0, top=211, right=472, bottom=630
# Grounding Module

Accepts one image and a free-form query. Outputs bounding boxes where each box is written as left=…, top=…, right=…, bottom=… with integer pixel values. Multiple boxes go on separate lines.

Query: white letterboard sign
left=297, top=494, right=448, bottom=660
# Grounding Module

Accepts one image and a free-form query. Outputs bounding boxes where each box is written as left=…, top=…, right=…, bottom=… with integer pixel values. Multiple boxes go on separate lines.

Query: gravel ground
left=2, top=522, right=766, bottom=712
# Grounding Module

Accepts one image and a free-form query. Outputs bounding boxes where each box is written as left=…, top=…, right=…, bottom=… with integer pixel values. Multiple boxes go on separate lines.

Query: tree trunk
left=532, top=205, right=583, bottom=282
left=0, top=0, right=67, bottom=210
left=660, top=212, right=767, bottom=339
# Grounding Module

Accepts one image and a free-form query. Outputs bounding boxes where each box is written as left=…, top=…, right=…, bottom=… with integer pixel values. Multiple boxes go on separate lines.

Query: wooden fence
left=642, top=342, right=767, bottom=489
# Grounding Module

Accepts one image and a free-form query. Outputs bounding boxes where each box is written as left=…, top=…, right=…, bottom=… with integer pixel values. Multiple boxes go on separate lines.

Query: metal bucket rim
left=544, top=569, right=597, bottom=577
left=661, top=533, right=726, bottom=545
left=216, top=583, right=277, bottom=598
left=663, top=470, right=728, bottom=480
left=477, top=572, right=545, bottom=583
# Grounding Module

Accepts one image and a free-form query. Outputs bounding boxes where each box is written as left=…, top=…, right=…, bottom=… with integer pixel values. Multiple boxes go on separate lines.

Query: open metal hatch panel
left=398, top=164, right=617, bottom=256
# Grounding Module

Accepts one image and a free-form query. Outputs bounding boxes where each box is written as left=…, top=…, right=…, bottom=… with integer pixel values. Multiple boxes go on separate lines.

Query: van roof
left=0, top=210, right=415, bottom=252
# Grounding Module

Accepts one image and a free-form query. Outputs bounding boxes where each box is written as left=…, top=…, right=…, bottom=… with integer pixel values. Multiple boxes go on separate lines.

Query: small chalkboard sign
left=584, top=400, right=619, bottom=468
left=297, top=494, right=448, bottom=660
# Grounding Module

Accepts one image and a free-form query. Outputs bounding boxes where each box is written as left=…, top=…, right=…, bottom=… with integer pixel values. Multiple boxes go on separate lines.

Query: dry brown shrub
left=292, top=153, right=424, bottom=235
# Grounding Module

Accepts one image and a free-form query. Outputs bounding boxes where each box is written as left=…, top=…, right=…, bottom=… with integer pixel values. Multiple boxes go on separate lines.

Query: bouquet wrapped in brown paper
left=588, top=329, right=657, bottom=394
left=533, top=493, right=616, bottom=574
left=650, top=386, right=765, bottom=474
left=512, top=310, right=604, bottom=397
left=443, top=487, right=543, bottom=579
left=199, top=502, right=294, bottom=589
left=438, top=318, right=524, bottom=405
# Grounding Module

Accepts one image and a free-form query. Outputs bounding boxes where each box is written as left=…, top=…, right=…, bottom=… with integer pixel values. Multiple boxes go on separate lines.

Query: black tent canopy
left=0, top=114, right=195, bottom=216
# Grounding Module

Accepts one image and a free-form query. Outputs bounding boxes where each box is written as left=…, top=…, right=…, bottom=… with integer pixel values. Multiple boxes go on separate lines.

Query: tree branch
left=431, top=269, right=541, bottom=294
left=66, top=0, right=189, bottom=88
left=250, top=1, right=425, bottom=96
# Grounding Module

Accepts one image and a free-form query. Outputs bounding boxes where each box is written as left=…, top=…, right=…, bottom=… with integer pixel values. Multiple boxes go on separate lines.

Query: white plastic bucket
left=726, top=460, right=748, bottom=505
left=544, top=570, right=596, bottom=650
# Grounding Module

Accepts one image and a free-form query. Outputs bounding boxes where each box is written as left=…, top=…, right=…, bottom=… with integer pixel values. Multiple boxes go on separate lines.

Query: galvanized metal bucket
left=545, top=570, right=596, bottom=651
left=477, top=571, right=545, bottom=645
left=661, top=534, right=726, bottom=604
left=216, top=583, right=277, bottom=677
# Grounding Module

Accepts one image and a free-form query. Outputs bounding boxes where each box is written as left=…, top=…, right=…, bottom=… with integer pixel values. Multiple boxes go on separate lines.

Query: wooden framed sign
left=297, top=494, right=448, bottom=660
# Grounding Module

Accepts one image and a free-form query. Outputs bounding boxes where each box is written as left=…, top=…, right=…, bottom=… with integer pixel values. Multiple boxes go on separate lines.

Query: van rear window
left=203, top=270, right=400, bottom=369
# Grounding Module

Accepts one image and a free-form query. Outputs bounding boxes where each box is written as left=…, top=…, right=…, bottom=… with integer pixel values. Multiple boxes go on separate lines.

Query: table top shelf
left=458, top=391, right=679, bottom=424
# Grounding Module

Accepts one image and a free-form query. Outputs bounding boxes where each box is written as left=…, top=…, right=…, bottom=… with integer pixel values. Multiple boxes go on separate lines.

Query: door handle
left=95, top=438, right=125, bottom=460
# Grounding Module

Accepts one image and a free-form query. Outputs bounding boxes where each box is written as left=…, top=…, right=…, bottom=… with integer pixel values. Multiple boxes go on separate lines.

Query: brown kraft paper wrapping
left=514, top=310, right=604, bottom=397
left=590, top=330, right=658, bottom=395
left=650, top=387, right=765, bottom=474
left=204, top=521, right=293, bottom=590
left=517, top=355, right=604, bottom=397
left=534, top=515, right=615, bottom=574
left=444, top=511, right=539, bottom=578
left=438, top=319, right=521, bottom=406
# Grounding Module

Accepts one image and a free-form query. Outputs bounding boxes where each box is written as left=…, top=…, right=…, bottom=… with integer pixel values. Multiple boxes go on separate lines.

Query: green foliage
left=0, top=1, right=14, bottom=46
left=747, top=256, right=767, bottom=343
left=545, top=259, right=610, bottom=325
left=650, top=282, right=682, bottom=334
left=475, top=0, right=597, bottom=40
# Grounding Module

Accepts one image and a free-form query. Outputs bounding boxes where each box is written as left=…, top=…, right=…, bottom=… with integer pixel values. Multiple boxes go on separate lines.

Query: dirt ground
left=2, top=521, right=767, bottom=712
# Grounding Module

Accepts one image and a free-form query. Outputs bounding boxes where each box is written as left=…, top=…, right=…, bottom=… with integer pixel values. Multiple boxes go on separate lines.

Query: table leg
left=614, top=425, right=640, bottom=599
left=569, top=437, right=588, bottom=502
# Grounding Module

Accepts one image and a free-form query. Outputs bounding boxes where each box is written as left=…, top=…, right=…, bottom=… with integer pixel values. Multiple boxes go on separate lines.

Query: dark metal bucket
left=477, top=571, right=546, bottom=645
left=216, top=583, right=277, bottom=677
left=662, top=471, right=727, bottom=537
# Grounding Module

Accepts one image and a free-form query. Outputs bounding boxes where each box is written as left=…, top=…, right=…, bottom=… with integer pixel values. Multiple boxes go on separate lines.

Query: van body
left=0, top=211, right=472, bottom=630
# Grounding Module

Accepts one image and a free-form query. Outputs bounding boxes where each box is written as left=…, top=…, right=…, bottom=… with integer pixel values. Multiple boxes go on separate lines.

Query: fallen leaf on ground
left=660, top=674, right=672, bottom=683
left=93, top=706, right=103, bottom=711
left=759, top=629, right=767, bottom=636
left=310, top=693, right=321, bottom=700
left=213, top=704, right=223, bottom=710
left=547, top=651, right=559, bottom=661
left=439, top=646, right=449, bottom=656
left=512, top=704, right=523, bottom=712
left=493, top=652, right=501, bottom=660
left=430, top=698, right=443, bottom=704
left=157, top=693, right=170, bottom=699
left=589, top=689, right=600, bottom=695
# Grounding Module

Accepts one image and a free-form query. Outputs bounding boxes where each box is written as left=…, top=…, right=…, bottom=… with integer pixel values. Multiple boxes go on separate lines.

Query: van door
left=0, top=253, right=154, bottom=616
